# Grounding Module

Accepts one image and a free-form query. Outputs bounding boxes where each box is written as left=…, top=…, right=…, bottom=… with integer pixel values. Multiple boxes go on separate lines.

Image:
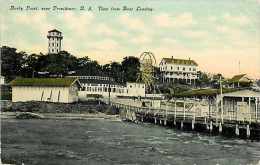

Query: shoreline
left=0, top=112, right=121, bottom=121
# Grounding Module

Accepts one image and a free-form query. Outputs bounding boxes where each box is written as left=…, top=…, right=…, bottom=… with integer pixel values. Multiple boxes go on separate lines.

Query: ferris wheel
left=137, top=51, right=157, bottom=90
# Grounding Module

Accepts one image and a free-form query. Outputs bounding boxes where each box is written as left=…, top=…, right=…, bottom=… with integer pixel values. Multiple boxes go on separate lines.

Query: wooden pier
left=110, top=101, right=260, bottom=140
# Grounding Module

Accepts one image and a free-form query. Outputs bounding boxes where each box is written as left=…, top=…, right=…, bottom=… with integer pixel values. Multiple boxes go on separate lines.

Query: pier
left=106, top=92, right=260, bottom=140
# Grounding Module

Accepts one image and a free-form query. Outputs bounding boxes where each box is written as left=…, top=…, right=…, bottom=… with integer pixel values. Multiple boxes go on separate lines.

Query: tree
left=39, top=51, right=78, bottom=75
left=121, top=56, right=140, bottom=82
left=1, top=46, right=26, bottom=81
left=197, top=71, right=210, bottom=88
left=22, top=53, right=40, bottom=77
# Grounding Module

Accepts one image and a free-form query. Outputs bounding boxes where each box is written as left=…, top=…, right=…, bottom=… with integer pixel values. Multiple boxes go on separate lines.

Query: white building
left=0, top=76, right=5, bottom=85
left=68, top=76, right=146, bottom=99
left=159, top=57, right=198, bottom=84
left=229, top=74, right=252, bottom=88
left=10, top=78, right=81, bottom=103
left=47, top=29, right=63, bottom=54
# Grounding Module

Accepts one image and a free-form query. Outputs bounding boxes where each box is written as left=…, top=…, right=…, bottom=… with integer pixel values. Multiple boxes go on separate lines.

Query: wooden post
left=246, top=124, right=250, bottom=138
left=221, top=96, right=224, bottom=124
left=235, top=124, right=239, bottom=136
left=249, top=97, right=251, bottom=123
left=216, top=96, right=219, bottom=124
left=210, top=120, right=213, bottom=132
left=165, top=104, right=168, bottom=124
left=219, top=122, right=222, bottom=133
left=183, top=100, right=186, bottom=120
left=192, top=119, right=195, bottom=130
left=220, top=77, right=224, bottom=124
left=181, top=120, right=184, bottom=130
left=256, top=98, right=258, bottom=122
left=174, top=101, right=177, bottom=120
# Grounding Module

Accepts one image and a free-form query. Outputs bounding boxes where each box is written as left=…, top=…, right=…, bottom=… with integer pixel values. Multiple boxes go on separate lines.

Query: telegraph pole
left=220, top=76, right=224, bottom=123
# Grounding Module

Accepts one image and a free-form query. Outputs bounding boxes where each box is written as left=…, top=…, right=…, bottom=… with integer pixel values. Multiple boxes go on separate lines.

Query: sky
left=1, top=0, right=260, bottom=78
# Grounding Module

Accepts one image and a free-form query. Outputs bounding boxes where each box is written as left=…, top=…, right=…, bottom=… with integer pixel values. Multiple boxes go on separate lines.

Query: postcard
left=1, top=0, right=260, bottom=164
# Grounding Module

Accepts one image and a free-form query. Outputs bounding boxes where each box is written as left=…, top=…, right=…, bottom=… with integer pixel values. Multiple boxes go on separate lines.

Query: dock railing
left=102, top=98, right=259, bottom=124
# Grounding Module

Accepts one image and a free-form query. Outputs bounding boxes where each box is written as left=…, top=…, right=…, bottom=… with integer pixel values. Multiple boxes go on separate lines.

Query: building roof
left=175, top=88, right=238, bottom=97
left=79, top=78, right=125, bottom=86
left=48, top=29, right=62, bottom=33
left=222, top=89, right=260, bottom=98
left=229, top=74, right=251, bottom=83
left=10, top=78, right=79, bottom=87
left=161, top=58, right=198, bottom=66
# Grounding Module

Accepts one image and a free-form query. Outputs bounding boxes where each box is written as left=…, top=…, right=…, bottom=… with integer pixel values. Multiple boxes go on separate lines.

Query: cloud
left=1, top=16, right=8, bottom=32
left=223, top=13, right=250, bottom=26
left=215, top=25, right=245, bottom=40
left=208, top=16, right=217, bottom=22
left=89, top=39, right=120, bottom=51
left=118, top=15, right=145, bottom=31
left=96, top=24, right=129, bottom=38
left=96, top=24, right=115, bottom=36
left=62, top=12, right=94, bottom=36
left=257, top=0, right=260, bottom=4
left=153, top=13, right=172, bottom=27
left=15, top=12, right=54, bottom=36
left=182, top=30, right=208, bottom=39
left=130, top=35, right=151, bottom=44
left=154, top=12, right=196, bottom=28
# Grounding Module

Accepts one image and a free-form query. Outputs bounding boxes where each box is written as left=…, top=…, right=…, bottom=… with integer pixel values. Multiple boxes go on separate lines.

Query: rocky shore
left=1, top=100, right=120, bottom=120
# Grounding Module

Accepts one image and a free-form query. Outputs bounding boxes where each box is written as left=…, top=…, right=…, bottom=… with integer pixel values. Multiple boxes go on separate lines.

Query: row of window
left=129, top=84, right=145, bottom=88
left=161, top=66, right=196, bottom=72
left=83, top=84, right=123, bottom=88
left=49, top=43, right=59, bottom=47
left=48, top=32, right=61, bottom=36
left=49, top=49, right=59, bottom=53
left=164, top=72, right=197, bottom=77
left=49, top=37, right=61, bottom=41
left=85, top=87, right=127, bottom=93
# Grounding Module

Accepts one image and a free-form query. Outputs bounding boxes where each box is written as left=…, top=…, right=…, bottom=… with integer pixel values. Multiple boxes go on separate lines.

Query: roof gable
left=48, top=29, right=61, bottom=33
left=222, top=89, right=260, bottom=97
left=230, top=74, right=251, bottom=83
left=10, top=78, right=78, bottom=87
left=161, top=58, right=198, bottom=66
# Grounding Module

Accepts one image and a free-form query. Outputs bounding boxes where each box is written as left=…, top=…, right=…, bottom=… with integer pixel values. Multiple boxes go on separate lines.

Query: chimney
left=171, top=56, right=173, bottom=59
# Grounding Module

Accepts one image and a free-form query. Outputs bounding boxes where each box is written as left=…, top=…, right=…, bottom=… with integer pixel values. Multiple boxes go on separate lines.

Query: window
left=183, top=67, right=185, bottom=71
left=189, top=68, right=191, bottom=71
left=57, top=49, right=58, bottom=52
left=193, top=68, right=196, bottom=71
left=130, top=85, right=132, bottom=88
left=177, top=67, right=179, bottom=70
left=57, top=43, right=58, bottom=46
left=171, top=66, right=173, bottom=70
left=52, top=49, right=54, bottom=52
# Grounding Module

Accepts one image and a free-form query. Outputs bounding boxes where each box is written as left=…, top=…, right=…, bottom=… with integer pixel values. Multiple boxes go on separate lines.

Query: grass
left=10, top=77, right=77, bottom=87
left=173, top=88, right=238, bottom=97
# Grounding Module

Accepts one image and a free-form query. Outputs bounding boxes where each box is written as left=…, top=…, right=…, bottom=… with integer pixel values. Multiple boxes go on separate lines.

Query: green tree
left=121, top=56, right=140, bottom=82
left=197, top=71, right=210, bottom=87
left=39, top=51, right=78, bottom=75
left=1, top=46, right=26, bottom=81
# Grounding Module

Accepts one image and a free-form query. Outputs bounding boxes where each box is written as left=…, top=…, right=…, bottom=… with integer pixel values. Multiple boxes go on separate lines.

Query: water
left=1, top=119, right=260, bottom=165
